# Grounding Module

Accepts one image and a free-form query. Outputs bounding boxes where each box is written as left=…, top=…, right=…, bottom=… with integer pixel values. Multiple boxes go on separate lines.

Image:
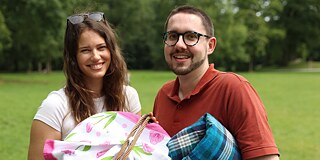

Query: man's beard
left=168, top=54, right=206, bottom=75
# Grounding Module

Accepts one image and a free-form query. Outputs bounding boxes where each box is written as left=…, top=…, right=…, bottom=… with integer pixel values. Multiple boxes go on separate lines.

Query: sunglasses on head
left=67, top=12, right=105, bottom=24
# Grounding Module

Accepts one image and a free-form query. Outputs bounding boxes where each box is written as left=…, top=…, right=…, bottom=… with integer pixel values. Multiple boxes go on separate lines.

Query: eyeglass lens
left=68, top=16, right=84, bottom=24
left=67, top=12, right=104, bottom=24
left=164, top=32, right=200, bottom=46
left=88, top=13, right=104, bottom=21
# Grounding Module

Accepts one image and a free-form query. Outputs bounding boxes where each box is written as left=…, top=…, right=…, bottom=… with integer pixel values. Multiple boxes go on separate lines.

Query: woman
left=28, top=12, right=141, bottom=160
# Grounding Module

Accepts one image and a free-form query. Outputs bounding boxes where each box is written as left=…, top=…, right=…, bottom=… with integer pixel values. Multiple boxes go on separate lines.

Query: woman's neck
left=84, top=78, right=103, bottom=98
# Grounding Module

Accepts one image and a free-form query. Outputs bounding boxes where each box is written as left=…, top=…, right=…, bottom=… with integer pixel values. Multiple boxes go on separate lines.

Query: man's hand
left=148, top=112, right=159, bottom=123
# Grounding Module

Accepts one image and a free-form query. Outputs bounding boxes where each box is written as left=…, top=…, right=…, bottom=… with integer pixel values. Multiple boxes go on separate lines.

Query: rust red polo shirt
left=153, top=64, right=279, bottom=159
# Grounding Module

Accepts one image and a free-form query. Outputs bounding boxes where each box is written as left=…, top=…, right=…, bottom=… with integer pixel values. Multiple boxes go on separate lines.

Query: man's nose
left=175, top=35, right=187, bottom=48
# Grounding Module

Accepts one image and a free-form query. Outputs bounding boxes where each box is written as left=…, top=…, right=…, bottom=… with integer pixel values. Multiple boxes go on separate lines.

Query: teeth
left=90, top=64, right=103, bottom=69
left=174, top=55, right=189, bottom=59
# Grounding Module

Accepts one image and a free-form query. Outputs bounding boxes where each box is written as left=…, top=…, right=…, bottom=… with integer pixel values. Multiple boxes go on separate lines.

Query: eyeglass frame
left=163, top=31, right=211, bottom=46
left=67, top=12, right=105, bottom=24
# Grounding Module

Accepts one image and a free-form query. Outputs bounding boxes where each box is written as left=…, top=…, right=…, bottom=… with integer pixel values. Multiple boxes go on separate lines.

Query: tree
left=25, top=0, right=65, bottom=72
left=279, top=0, right=320, bottom=65
left=105, top=0, right=157, bottom=69
left=263, top=0, right=285, bottom=66
left=0, top=0, right=66, bottom=72
left=188, top=0, right=249, bottom=71
left=0, top=10, right=12, bottom=65
left=1, top=0, right=319, bottom=72
left=234, top=0, right=269, bottom=71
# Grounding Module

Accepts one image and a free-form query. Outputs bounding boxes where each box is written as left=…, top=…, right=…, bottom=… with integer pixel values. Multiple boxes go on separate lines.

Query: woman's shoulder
left=34, top=87, right=70, bottom=133
left=123, top=85, right=138, bottom=95
left=45, top=88, right=67, bottom=101
left=40, top=87, right=68, bottom=110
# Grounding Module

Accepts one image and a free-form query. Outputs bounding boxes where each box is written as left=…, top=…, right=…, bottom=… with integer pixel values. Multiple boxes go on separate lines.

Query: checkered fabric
left=167, top=113, right=241, bottom=160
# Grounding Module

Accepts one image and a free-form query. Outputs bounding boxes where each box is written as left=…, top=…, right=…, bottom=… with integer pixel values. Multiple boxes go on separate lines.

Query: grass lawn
left=0, top=70, right=319, bottom=159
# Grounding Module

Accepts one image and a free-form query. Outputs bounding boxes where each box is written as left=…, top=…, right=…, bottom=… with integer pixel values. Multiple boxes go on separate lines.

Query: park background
left=0, top=0, right=319, bottom=159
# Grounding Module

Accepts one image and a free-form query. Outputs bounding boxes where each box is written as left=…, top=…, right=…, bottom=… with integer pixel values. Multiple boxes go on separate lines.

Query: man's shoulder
left=217, top=71, right=249, bottom=83
left=160, top=79, right=175, bottom=90
left=208, top=71, right=252, bottom=91
left=161, top=80, right=175, bottom=88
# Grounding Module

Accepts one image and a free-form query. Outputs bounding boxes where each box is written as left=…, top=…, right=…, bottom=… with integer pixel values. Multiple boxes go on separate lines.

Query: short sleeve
left=124, top=85, right=141, bottom=114
left=33, top=88, right=69, bottom=132
left=226, top=75, right=279, bottom=159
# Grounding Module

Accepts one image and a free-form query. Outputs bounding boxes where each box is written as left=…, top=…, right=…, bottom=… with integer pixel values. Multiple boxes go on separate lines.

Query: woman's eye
left=80, top=49, right=90, bottom=53
left=99, top=46, right=107, bottom=49
left=98, top=46, right=107, bottom=51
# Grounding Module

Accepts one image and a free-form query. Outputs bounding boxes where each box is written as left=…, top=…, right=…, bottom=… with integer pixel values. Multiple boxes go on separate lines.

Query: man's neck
left=178, top=64, right=209, bottom=99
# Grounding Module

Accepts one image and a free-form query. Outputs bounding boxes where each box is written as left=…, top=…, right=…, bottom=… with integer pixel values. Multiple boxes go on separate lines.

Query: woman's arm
left=28, top=120, right=61, bottom=160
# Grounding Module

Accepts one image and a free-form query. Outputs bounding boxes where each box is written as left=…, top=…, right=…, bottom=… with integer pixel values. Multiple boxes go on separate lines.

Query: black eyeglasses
left=163, top=31, right=211, bottom=46
left=67, top=12, right=105, bottom=24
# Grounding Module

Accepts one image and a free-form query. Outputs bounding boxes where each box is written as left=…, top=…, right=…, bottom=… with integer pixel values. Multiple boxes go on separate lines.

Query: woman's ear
left=207, top=37, right=216, bottom=55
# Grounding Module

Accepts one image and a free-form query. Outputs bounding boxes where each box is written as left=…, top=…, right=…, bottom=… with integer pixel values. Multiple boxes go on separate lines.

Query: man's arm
left=249, top=154, right=279, bottom=160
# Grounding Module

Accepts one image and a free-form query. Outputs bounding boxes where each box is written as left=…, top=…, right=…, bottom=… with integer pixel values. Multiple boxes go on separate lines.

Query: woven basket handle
left=115, top=113, right=151, bottom=160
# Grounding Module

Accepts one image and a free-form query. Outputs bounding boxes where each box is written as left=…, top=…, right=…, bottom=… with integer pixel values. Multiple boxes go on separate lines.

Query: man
left=153, top=5, right=280, bottom=160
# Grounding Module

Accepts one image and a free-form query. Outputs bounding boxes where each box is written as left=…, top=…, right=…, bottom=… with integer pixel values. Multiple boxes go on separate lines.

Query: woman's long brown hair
left=63, top=17, right=127, bottom=123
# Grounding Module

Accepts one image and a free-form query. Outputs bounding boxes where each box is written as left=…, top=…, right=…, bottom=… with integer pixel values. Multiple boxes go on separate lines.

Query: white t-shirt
left=34, top=86, right=141, bottom=139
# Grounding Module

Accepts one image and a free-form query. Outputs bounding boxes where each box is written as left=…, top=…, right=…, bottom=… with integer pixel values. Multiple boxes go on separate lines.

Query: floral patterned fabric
left=43, top=111, right=171, bottom=160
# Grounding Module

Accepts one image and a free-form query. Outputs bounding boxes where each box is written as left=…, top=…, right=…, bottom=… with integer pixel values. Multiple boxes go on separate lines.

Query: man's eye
left=168, top=34, right=177, bottom=40
left=185, top=34, right=197, bottom=40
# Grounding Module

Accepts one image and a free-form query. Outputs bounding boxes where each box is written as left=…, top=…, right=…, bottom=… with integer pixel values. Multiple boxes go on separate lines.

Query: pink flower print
left=80, top=140, right=92, bottom=143
left=86, top=122, right=93, bottom=133
left=142, top=143, right=154, bottom=153
left=96, top=148, right=110, bottom=158
left=122, top=123, right=127, bottom=128
left=43, top=140, right=57, bottom=160
left=149, top=131, right=164, bottom=145
left=62, top=149, right=75, bottom=155
left=96, top=131, right=101, bottom=137
left=103, top=141, right=110, bottom=145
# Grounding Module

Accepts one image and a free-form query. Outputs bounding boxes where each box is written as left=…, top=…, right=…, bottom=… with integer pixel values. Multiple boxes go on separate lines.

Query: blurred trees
left=279, top=0, right=320, bottom=64
left=0, top=10, right=11, bottom=64
left=0, top=0, right=319, bottom=72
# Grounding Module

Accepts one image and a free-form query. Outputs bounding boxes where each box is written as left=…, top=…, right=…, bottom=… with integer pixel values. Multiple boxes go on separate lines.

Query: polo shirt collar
left=169, top=64, right=219, bottom=101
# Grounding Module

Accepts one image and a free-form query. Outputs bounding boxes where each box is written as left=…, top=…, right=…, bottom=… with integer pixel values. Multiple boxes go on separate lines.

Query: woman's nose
left=91, top=49, right=101, bottom=61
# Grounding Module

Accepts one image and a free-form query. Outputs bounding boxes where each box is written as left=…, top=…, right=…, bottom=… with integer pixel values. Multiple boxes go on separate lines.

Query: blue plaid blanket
left=167, top=113, right=241, bottom=160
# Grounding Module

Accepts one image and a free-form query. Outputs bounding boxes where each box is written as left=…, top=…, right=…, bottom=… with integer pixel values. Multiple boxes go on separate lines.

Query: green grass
left=0, top=71, right=319, bottom=159
left=242, top=72, right=320, bottom=159
left=129, top=70, right=176, bottom=113
left=0, top=72, right=65, bottom=159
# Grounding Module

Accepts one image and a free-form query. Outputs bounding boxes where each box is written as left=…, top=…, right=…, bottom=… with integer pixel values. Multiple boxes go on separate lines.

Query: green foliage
left=105, top=0, right=158, bottom=69
left=209, top=1, right=249, bottom=70
left=0, top=0, right=319, bottom=72
left=26, top=0, right=65, bottom=70
left=0, top=10, right=11, bottom=57
left=278, top=0, right=320, bottom=64
left=235, top=0, right=269, bottom=71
